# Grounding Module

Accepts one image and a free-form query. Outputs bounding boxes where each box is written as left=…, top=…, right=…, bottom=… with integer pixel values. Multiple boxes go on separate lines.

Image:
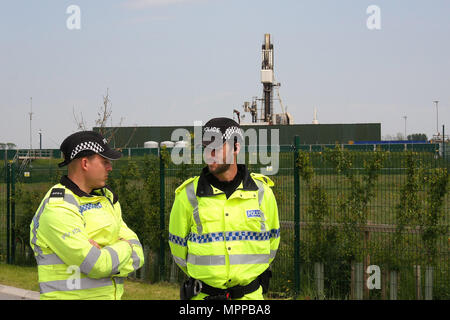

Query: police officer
left=30, top=131, right=144, bottom=300
left=169, top=118, right=280, bottom=300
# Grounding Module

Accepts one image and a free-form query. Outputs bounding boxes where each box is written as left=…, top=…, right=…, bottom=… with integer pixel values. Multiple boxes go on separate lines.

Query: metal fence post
left=6, top=162, right=11, bottom=264
left=11, top=162, right=15, bottom=264
left=390, top=270, right=398, bottom=300
left=314, top=262, right=324, bottom=299
left=424, top=266, right=433, bottom=300
left=159, top=149, right=166, bottom=281
left=442, top=125, right=445, bottom=162
left=414, top=265, right=422, bottom=300
left=293, top=135, right=301, bottom=296
left=354, top=262, right=364, bottom=300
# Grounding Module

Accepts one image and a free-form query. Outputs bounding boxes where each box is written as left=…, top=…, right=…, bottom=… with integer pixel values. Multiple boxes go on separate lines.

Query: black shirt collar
left=196, top=164, right=258, bottom=197
left=60, top=175, right=92, bottom=198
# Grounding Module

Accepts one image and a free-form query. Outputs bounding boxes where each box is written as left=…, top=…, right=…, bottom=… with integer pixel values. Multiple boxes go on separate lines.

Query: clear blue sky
left=1, top=0, right=449, bottom=148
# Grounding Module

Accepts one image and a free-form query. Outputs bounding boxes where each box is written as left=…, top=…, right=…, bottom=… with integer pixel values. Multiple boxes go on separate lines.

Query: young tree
left=72, top=88, right=128, bottom=145
left=95, top=88, right=113, bottom=137
left=395, top=132, right=405, bottom=140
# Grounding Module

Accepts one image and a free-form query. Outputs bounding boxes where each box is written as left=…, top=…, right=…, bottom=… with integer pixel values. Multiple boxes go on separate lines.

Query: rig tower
left=261, top=33, right=274, bottom=123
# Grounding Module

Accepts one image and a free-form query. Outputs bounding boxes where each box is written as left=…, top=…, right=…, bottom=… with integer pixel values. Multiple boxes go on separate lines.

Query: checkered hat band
left=203, top=126, right=243, bottom=141
left=223, top=126, right=243, bottom=141
left=70, top=141, right=105, bottom=159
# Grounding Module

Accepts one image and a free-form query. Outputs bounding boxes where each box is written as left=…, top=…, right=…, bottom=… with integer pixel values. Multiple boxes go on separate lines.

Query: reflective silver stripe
left=185, top=254, right=271, bottom=266
left=39, top=277, right=113, bottom=294
left=104, top=246, right=119, bottom=275
left=269, top=250, right=277, bottom=260
left=35, top=253, right=65, bottom=266
left=31, top=190, right=80, bottom=264
left=31, top=198, right=50, bottom=258
left=127, top=239, right=142, bottom=270
left=187, top=254, right=225, bottom=266
left=64, top=193, right=80, bottom=209
left=79, top=246, right=101, bottom=275
left=229, top=254, right=270, bottom=265
left=128, top=239, right=142, bottom=247
left=255, top=180, right=265, bottom=206
left=254, top=180, right=266, bottom=232
left=172, top=254, right=187, bottom=267
left=131, top=250, right=140, bottom=270
left=185, top=182, right=203, bottom=235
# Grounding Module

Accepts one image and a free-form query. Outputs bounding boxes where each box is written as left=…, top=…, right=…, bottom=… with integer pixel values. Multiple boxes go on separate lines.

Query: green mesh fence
left=1, top=144, right=449, bottom=299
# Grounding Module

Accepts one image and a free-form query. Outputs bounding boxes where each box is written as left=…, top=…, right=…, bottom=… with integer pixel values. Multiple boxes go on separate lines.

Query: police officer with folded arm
left=169, top=118, right=280, bottom=300
left=30, top=131, right=144, bottom=300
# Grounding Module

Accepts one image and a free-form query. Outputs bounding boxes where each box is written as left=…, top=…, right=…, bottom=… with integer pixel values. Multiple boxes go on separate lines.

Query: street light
left=433, top=100, right=439, bottom=135
left=403, top=116, right=407, bottom=140
left=38, top=129, right=42, bottom=150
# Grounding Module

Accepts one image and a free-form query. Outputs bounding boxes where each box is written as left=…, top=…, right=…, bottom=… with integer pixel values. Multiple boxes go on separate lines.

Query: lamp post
left=38, top=129, right=42, bottom=156
left=403, top=116, right=407, bottom=140
left=433, top=100, right=439, bottom=135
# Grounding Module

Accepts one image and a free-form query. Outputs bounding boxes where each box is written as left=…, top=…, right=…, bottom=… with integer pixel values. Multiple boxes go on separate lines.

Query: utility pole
left=443, top=124, right=446, bottom=161
left=39, top=129, right=42, bottom=156
left=403, top=116, right=407, bottom=140
left=433, top=100, right=439, bottom=135
left=29, top=97, right=33, bottom=151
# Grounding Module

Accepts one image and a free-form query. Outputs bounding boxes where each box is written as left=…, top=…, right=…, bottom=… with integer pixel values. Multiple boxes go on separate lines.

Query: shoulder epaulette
left=48, top=187, right=66, bottom=204
left=50, top=188, right=65, bottom=198
left=46, top=186, right=80, bottom=211
left=250, top=173, right=274, bottom=187
left=175, top=177, right=197, bottom=194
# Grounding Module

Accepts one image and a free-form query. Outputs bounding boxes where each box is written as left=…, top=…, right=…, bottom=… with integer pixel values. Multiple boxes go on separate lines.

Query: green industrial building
left=97, top=123, right=381, bottom=148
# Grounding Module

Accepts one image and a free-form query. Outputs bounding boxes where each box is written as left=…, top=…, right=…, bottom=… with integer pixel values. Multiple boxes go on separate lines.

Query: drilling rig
left=235, top=34, right=293, bottom=125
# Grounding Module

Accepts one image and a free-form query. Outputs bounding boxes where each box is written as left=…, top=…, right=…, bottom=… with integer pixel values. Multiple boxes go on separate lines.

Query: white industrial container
left=143, top=141, right=159, bottom=148
left=160, top=141, right=175, bottom=148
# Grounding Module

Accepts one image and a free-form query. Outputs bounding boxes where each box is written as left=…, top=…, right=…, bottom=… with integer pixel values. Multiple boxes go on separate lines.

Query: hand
left=89, top=239, right=101, bottom=249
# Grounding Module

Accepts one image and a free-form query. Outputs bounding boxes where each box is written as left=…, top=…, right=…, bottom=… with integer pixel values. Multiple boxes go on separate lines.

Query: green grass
left=0, top=263, right=294, bottom=300
left=0, top=263, right=179, bottom=300
left=0, top=263, right=40, bottom=292
left=122, top=280, right=179, bottom=300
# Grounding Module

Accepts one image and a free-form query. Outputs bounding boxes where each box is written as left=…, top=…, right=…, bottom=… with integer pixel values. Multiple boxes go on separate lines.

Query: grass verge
left=0, top=263, right=179, bottom=300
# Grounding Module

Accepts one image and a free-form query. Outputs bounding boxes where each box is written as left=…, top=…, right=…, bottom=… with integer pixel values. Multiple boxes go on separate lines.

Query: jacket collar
left=60, top=175, right=119, bottom=203
left=196, top=164, right=258, bottom=197
left=60, top=175, right=92, bottom=197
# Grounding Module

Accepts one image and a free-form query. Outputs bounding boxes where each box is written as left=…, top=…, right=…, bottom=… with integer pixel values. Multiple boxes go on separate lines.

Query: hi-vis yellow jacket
left=29, top=176, right=144, bottom=300
left=169, top=166, right=280, bottom=299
